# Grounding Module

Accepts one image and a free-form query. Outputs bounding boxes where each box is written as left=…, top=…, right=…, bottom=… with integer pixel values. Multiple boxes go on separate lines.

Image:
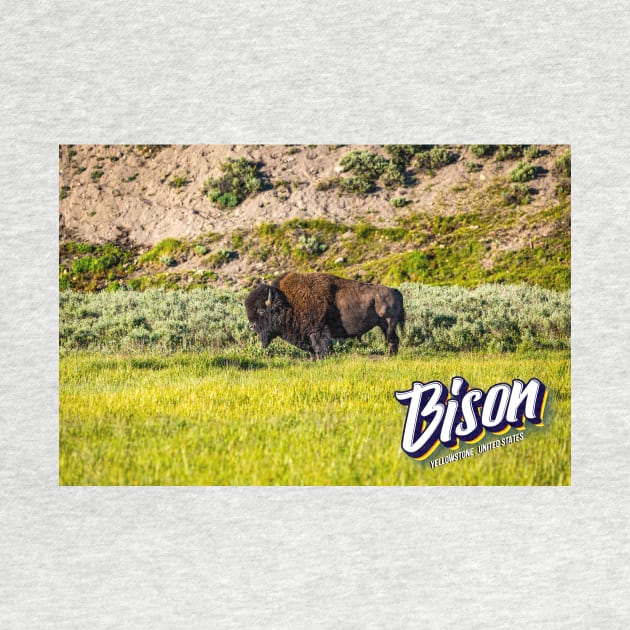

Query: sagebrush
left=60, top=283, right=570, bottom=355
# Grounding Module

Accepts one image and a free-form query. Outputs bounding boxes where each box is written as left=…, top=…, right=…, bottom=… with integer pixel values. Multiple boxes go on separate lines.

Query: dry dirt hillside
left=59, top=144, right=570, bottom=290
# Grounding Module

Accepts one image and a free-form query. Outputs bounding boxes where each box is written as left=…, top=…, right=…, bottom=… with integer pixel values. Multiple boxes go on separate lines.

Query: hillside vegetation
left=59, top=144, right=571, bottom=291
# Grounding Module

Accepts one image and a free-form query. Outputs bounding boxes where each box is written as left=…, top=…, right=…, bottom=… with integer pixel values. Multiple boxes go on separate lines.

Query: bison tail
left=398, top=305, right=406, bottom=335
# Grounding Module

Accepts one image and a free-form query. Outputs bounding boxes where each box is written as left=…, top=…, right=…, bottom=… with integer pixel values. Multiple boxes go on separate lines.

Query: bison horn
left=265, top=289, right=272, bottom=306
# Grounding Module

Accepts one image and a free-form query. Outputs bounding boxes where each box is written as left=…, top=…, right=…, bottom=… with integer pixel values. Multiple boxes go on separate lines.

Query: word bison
left=245, top=272, right=405, bottom=359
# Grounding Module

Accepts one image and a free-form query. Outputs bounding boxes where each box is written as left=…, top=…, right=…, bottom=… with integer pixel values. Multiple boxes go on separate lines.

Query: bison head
left=244, top=284, right=287, bottom=348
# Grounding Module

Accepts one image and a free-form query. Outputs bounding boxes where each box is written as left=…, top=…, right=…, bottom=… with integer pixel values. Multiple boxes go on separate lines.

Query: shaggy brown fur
left=245, top=272, right=405, bottom=359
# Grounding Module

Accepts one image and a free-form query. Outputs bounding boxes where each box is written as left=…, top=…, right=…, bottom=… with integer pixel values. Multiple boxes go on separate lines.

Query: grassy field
left=59, top=350, right=570, bottom=485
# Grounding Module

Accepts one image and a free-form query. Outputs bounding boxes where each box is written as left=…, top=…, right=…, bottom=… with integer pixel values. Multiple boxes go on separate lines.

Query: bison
left=244, top=272, right=405, bottom=359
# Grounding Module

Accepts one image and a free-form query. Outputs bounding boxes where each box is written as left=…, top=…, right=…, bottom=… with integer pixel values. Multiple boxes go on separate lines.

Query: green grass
left=137, top=238, right=183, bottom=265
left=59, top=242, right=136, bottom=291
left=59, top=350, right=570, bottom=485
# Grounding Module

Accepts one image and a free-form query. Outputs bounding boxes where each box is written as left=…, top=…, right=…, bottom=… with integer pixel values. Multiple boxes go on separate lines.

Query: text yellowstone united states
left=395, top=377, right=547, bottom=461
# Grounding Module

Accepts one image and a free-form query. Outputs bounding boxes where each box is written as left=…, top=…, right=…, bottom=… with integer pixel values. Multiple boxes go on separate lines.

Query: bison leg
left=379, top=319, right=400, bottom=356
left=309, top=326, right=332, bottom=360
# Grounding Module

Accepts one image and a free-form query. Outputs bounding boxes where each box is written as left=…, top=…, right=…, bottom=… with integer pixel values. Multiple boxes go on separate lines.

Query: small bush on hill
left=338, top=149, right=411, bottom=193
left=552, top=149, right=571, bottom=178
left=384, top=145, right=426, bottom=169
left=207, top=250, right=233, bottom=268
left=465, top=162, right=482, bottom=173
left=555, top=179, right=571, bottom=199
left=469, top=145, right=494, bottom=158
left=390, top=197, right=410, bottom=208
left=496, top=145, right=526, bottom=161
left=510, top=161, right=537, bottom=182
left=295, top=234, right=328, bottom=257
left=339, top=151, right=388, bottom=179
left=413, top=147, right=456, bottom=171
left=524, top=145, right=542, bottom=159
left=380, top=162, right=405, bottom=188
left=169, top=174, right=188, bottom=188
left=202, top=158, right=263, bottom=208
left=314, top=177, right=340, bottom=192
left=503, top=183, right=531, bottom=205
left=338, top=176, right=374, bottom=195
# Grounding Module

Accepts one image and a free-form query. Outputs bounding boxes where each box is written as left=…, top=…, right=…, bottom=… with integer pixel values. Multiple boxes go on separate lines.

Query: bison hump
left=275, top=273, right=333, bottom=322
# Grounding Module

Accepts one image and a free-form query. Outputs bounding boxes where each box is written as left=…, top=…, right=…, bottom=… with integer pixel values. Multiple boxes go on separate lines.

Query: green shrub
left=390, top=197, right=410, bottom=208
left=160, top=255, right=176, bottom=267
left=208, top=250, right=232, bottom=268
left=213, top=191, right=239, bottom=207
left=339, top=151, right=388, bottom=179
left=314, top=177, right=340, bottom=192
left=496, top=145, right=526, bottom=161
left=202, top=158, right=263, bottom=208
left=230, top=231, right=245, bottom=249
left=338, top=176, right=374, bottom=195
left=413, top=147, right=456, bottom=171
left=555, top=179, right=571, bottom=199
left=465, top=162, right=482, bottom=173
left=469, top=145, right=494, bottom=158
left=553, top=150, right=571, bottom=178
left=60, top=185, right=70, bottom=200
left=509, top=161, right=537, bottom=182
left=384, top=145, right=425, bottom=169
left=503, top=183, right=531, bottom=205
left=295, top=234, right=327, bottom=257
left=380, top=163, right=405, bottom=189
left=524, top=145, right=542, bottom=159
left=169, top=174, right=188, bottom=188
left=91, top=169, right=104, bottom=181
left=194, top=245, right=208, bottom=256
